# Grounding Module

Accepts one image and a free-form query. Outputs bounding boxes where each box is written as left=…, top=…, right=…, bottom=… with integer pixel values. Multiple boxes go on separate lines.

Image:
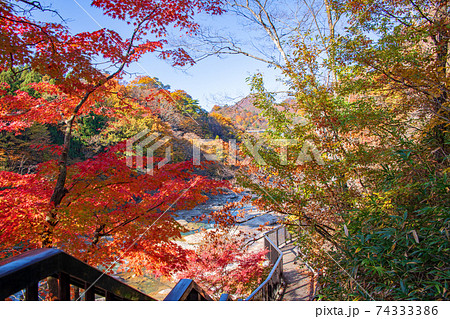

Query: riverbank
left=117, top=191, right=283, bottom=300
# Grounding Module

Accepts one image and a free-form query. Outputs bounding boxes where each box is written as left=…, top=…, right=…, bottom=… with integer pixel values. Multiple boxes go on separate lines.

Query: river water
left=116, top=190, right=282, bottom=300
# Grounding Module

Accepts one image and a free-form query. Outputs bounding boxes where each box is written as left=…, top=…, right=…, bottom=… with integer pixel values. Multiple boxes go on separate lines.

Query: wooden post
left=73, top=286, right=80, bottom=301
left=276, top=229, right=279, bottom=247
left=84, top=282, right=95, bottom=301
left=58, top=273, right=70, bottom=301
left=105, top=291, right=116, bottom=301
left=25, top=282, right=39, bottom=301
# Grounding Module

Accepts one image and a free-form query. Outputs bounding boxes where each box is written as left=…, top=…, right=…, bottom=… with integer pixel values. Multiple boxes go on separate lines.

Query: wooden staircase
left=0, top=248, right=155, bottom=301
left=0, top=226, right=295, bottom=301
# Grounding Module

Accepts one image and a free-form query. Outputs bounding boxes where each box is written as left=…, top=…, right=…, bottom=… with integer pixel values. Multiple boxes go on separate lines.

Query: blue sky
left=45, top=0, right=287, bottom=111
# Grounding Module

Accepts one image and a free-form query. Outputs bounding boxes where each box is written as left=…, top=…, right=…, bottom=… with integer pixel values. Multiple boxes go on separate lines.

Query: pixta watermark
left=126, top=130, right=324, bottom=174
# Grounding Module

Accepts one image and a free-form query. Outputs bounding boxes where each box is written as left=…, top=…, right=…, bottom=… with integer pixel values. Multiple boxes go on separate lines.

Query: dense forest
left=0, top=0, right=449, bottom=302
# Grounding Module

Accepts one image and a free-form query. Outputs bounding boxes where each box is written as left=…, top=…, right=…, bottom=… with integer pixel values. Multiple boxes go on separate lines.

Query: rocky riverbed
left=117, top=191, right=282, bottom=300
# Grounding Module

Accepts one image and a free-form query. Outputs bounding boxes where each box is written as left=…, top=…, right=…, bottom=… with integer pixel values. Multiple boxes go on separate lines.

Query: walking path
left=281, top=242, right=314, bottom=301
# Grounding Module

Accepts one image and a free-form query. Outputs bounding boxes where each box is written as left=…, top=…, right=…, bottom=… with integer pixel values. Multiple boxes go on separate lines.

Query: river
left=116, top=190, right=282, bottom=300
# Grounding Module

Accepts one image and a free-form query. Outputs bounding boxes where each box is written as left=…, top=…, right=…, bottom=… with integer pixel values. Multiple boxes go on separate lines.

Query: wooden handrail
left=244, top=226, right=291, bottom=301
left=0, top=248, right=155, bottom=301
left=245, top=236, right=283, bottom=301
left=0, top=227, right=295, bottom=301
left=164, top=279, right=213, bottom=301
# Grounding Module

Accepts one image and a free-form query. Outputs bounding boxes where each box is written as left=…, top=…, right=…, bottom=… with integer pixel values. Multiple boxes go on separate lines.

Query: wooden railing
left=164, top=279, right=213, bottom=301
left=245, top=226, right=293, bottom=301
left=0, top=227, right=295, bottom=301
left=167, top=227, right=294, bottom=302
left=0, top=248, right=155, bottom=301
left=0, top=248, right=225, bottom=301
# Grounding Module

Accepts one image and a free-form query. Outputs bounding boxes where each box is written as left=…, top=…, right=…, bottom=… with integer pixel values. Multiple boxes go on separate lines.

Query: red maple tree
left=175, top=200, right=268, bottom=298
left=0, top=0, right=226, bottom=275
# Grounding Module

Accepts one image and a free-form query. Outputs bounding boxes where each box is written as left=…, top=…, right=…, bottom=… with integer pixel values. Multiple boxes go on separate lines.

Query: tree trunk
left=324, top=0, right=337, bottom=86
left=42, top=118, right=73, bottom=247
left=431, top=0, right=450, bottom=159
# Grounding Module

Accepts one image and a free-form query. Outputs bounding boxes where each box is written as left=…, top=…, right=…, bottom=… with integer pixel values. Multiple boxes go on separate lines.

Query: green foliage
left=238, top=0, right=450, bottom=301
left=175, top=93, right=207, bottom=118
left=320, top=148, right=450, bottom=300
left=75, top=112, right=108, bottom=144
left=47, top=124, right=85, bottom=160
left=0, top=67, right=46, bottom=98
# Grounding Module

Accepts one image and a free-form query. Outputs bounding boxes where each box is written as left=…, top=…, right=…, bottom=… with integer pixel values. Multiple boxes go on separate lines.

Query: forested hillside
left=228, top=0, right=450, bottom=301
left=0, top=71, right=238, bottom=176
left=212, top=96, right=296, bottom=131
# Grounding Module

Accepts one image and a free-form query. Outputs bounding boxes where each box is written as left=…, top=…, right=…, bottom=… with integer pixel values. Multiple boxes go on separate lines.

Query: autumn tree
left=0, top=0, right=228, bottom=278
left=162, top=0, right=448, bottom=301
left=340, top=0, right=450, bottom=156
left=234, top=0, right=449, bottom=300
left=0, top=142, right=228, bottom=273
left=175, top=200, right=267, bottom=299
left=317, top=0, right=450, bottom=300
left=171, top=90, right=207, bottom=118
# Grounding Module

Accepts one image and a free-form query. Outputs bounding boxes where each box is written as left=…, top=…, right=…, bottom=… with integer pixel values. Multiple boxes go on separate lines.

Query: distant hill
left=211, top=96, right=296, bottom=131
left=211, top=96, right=268, bottom=131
